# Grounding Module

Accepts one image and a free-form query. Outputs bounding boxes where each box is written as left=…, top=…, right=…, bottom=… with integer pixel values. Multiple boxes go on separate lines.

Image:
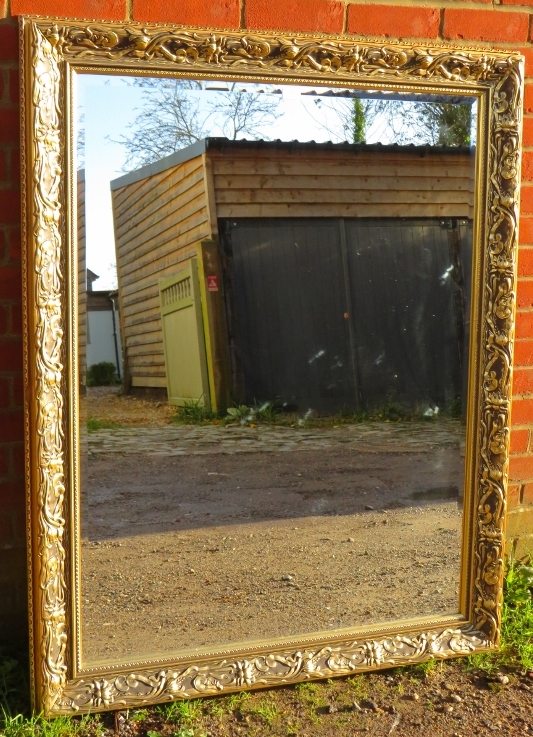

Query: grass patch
left=155, top=699, right=203, bottom=724
left=466, top=557, right=533, bottom=673
left=248, top=698, right=281, bottom=725
left=86, top=418, right=123, bottom=432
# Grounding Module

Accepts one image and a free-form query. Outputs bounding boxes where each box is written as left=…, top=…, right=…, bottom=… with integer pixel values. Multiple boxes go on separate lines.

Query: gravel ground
left=81, top=413, right=464, bottom=664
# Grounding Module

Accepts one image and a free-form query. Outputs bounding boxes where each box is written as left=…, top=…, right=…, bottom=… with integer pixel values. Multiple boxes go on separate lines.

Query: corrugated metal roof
left=110, top=137, right=474, bottom=191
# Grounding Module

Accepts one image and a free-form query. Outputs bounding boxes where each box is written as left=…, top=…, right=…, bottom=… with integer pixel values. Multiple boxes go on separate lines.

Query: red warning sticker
left=207, top=275, right=219, bottom=291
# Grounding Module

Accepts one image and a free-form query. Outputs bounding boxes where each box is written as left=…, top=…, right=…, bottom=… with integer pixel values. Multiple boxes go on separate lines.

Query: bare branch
left=112, top=80, right=282, bottom=171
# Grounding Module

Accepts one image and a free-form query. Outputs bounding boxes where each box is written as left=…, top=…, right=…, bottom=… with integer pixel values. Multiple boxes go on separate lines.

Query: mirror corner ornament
left=22, top=15, right=523, bottom=715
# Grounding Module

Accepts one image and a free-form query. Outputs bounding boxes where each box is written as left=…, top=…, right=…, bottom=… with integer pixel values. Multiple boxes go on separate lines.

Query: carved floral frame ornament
left=20, top=15, right=523, bottom=716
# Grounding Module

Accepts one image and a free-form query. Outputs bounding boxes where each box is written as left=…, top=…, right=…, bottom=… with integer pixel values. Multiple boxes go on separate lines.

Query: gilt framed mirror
left=21, top=15, right=523, bottom=716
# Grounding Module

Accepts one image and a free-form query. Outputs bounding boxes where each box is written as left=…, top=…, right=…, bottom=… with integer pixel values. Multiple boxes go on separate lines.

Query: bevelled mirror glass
left=21, top=17, right=523, bottom=716
left=78, top=75, right=476, bottom=664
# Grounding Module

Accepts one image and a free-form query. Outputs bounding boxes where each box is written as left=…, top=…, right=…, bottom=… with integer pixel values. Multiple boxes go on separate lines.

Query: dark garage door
left=224, top=217, right=471, bottom=415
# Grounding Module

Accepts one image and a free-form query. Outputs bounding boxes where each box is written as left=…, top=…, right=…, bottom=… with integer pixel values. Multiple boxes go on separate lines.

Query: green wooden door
left=159, top=259, right=210, bottom=406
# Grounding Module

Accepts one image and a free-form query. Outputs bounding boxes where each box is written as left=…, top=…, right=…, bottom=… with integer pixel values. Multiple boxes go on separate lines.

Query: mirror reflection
left=77, top=76, right=475, bottom=663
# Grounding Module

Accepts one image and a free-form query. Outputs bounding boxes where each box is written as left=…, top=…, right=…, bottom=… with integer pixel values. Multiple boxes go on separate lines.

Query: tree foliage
left=311, top=96, right=474, bottom=147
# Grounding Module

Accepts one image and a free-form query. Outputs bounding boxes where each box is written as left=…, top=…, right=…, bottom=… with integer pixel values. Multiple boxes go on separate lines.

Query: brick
left=10, top=304, right=21, bottom=339
left=518, top=247, right=533, bottom=276
left=0, top=229, right=7, bottom=261
left=515, top=309, right=533, bottom=338
left=506, top=507, right=533, bottom=536
left=13, top=510, right=25, bottom=542
left=520, top=184, right=533, bottom=214
left=511, top=397, right=533, bottom=424
left=514, top=534, right=533, bottom=560
left=523, top=118, right=533, bottom=148
left=0, top=266, right=21, bottom=299
left=507, top=482, right=522, bottom=509
left=0, top=110, right=19, bottom=145
left=0, top=550, right=25, bottom=584
left=511, top=428, right=530, bottom=454
left=523, top=481, right=533, bottom=505
left=12, top=374, right=23, bottom=406
left=0, top=377, right=9, bottom=408
left=513, top=367, right=533, bottom=394
left=523, top=151, right=533, bottom=181
left=348, top=5, right=439, bottom=38
left=0, top=304, right=7, bottom=336
left=0, top=190, right=20, bottom=225
left=11, top=444, right=24, bottom=478
left=0, top=340, right=22, bottom=372
left=514, top=339, right=533, bottom=366
left=0, top=513, right=14, bottom=548
left=0, top=411, right=23, bottom=444
left=8, top=228, right=20, bottom=262
left=517, top=278, right=533, bottom=308
left=11, top=0, right=127, bottom=20
left=525, top=84, right=533, bottom=114
left=505, top=535, right=515, bottom=557
left=133, top=0, right=240, bottom=28
left=246, top=0, right=344, bottom=33
left=8, top=70, right=18, bottom=106
left=0, top=24, right=18, bottom=63
left=519, top=217, right=533, bottom=245
left=509, top=453, right=533, bottom=480
left=0, top=447, right=8, bottom=478
left=443, top=9, right=529, bottom=43
left=10, top=148, right=20, bottom=186
left=518, top=47, right=533, bottom=78
left=0, top=480, right=24, bottom=509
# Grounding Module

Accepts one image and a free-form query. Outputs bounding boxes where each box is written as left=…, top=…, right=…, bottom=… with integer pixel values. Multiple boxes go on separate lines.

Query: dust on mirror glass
left=77, top=75, right=476, bottom=665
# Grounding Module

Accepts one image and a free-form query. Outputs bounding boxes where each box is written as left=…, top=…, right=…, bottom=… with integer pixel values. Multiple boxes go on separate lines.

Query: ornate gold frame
left=21, top=15, right=523, bottom=716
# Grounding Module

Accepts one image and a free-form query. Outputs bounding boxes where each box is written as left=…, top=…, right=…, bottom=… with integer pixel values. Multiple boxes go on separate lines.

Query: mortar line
left=438, top=7, right=445, bottom=41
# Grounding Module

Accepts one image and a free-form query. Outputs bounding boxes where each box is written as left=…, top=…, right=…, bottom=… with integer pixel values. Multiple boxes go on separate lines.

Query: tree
left=310, top=96, right=377, bottom=144
left=113, top=79, right=282, bottom=171
left=311, top=95, right=474, bottom=147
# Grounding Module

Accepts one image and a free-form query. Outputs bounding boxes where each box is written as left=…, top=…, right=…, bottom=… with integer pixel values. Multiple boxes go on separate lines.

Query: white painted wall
left=87, top=308, right=123, bottom=377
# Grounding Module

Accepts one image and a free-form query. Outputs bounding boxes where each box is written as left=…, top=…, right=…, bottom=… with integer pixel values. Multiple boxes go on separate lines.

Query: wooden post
left=198, top=239, right=232, bottom=412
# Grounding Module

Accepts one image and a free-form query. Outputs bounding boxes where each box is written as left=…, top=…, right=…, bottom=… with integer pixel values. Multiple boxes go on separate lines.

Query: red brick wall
left=2, top=0, right=533, bottom=640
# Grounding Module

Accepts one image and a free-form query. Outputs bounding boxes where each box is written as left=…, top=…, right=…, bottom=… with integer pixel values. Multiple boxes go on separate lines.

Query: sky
left=77, top=74, right=477, bottom=290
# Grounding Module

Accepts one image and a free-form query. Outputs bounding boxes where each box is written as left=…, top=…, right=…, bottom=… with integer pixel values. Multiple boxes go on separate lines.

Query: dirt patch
left=81, top=426, right=464, bottom=664
left=98, top=663, right=533, bottom=737
left=84, top=386, right=176, bottom=426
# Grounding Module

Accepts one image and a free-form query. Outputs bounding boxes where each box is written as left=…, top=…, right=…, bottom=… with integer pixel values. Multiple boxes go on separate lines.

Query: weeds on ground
left=172, top=397, right=461, bottom=429
left=172, top=398, right=217, bottom=424
left=86, top=418, right=123, bottom=432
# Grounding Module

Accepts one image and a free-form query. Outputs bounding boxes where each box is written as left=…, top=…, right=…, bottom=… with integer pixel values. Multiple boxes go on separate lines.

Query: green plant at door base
left=172, top=398, right=216, bottom=424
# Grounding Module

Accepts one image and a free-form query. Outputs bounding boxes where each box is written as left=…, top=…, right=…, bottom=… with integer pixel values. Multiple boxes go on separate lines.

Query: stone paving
left=86, top=419, right=464, bottom=457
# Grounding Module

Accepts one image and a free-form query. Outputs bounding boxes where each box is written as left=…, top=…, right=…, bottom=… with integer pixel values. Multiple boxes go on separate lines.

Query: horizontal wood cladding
left=210, top=149, right=474, bottom=220
left=112, top=154, right=212, bottom=392
left=112, top=142, right=474, bottom=390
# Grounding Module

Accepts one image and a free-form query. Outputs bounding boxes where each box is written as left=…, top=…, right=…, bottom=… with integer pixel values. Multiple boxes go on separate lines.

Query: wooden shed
left=110, top=139, right=475, bottom=413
